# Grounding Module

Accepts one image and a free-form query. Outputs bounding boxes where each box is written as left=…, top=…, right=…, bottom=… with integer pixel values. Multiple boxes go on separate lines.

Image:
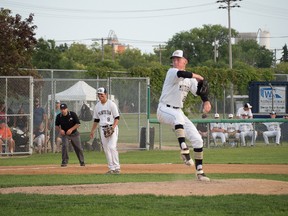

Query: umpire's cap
left=170, top=50, right=189, bottom=61
left=97, top=87, right=107, bottom=94
left=60, top=103, right=68, bottom=109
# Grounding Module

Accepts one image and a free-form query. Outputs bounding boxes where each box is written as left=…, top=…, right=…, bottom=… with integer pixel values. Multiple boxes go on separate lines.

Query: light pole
left=269, top=83, right=275, bottom=111
left=217, top=0, right=241, bottom=114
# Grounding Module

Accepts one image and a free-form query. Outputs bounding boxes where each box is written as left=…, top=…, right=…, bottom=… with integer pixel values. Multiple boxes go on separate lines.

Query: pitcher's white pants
left=157, top=104, right=203, bottom=148
left=100, top=126, right=120, bottom=171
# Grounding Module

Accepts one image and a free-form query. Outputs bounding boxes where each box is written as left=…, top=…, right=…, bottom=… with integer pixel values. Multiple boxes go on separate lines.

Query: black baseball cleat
left=80, top=162, right=85, bottom=166
left=61, top=163, right=67, bottom=167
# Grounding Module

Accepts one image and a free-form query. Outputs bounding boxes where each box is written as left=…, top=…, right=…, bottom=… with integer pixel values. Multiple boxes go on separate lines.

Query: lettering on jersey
left=98, top=110, right=112, bottom=116
left=179, top=84, right=190, bottom=93
left=179, top=84, right=190, bottom=102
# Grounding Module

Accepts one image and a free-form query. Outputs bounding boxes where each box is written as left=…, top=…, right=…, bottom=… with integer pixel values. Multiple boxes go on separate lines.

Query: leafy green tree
left=164, top=24, right=237, bottom=66
left=0, top=8, right=38, bottom=76
left=32, top=38, right=62, bottom=69
left=275, top=62, right=288, bottom=74
left=280, top=44, right=288, bottom=62
left=233, top=40, right=273, bottom=68
left=62, top=43, right=98, bottom=69
left=118, top=49, right=148, bottom=69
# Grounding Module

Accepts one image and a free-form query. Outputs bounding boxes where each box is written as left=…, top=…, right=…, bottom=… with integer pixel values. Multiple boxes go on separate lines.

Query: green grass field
left=1, top=146, right=288, bottom=215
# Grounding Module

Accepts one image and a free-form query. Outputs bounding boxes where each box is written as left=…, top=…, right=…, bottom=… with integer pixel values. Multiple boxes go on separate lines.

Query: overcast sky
left=2, top=0, right=288, bottom=59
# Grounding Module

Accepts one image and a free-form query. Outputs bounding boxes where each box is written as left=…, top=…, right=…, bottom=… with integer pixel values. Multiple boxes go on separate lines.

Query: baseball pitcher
left=157, top=50, right=211, bottom=181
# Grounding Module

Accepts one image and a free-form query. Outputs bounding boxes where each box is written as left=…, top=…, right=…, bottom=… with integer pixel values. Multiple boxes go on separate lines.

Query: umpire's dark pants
left=61, top=131, right=84, bottom=165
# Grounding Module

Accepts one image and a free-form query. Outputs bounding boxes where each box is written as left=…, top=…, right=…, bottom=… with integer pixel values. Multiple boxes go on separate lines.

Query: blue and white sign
left=259, top=86, right=286, bottom=113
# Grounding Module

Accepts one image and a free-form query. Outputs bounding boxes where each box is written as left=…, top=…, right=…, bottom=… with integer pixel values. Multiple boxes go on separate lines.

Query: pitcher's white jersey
left=93, top=99, right=119, bottom=126
left=159, top=68, right=185, bottom=108
left=179, top=78, right=198, bottom=102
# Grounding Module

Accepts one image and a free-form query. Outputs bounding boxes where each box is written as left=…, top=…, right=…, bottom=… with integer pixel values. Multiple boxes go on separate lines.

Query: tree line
left=1, top=8, right=288, bottom=112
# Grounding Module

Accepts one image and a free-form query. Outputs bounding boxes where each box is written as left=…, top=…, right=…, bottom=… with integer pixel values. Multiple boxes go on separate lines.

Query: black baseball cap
left=202, top=114, right=207, bottom=118
left=270, top=111, right=276, bottom=115
left=60, top=103, right=68, bottom=109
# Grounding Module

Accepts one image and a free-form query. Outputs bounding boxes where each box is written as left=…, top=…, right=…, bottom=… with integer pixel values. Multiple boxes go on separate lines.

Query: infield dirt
left=0, top=164, right=288, bottom=196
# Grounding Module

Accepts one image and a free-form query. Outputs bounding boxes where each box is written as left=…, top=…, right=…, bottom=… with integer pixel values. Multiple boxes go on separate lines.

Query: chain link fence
left=0, top=76, right=33, bottom=155
left=33, top=76, right=149, bottom=153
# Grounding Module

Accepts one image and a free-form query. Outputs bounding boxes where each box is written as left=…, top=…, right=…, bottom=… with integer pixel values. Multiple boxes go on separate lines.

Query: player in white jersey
left=90, top=87, right=121, bottom=174
left=237, top=113, right=257, bottom=146
left=210, top=113, right=226, bottom=145
left=157, top=50, right=211, bottom=181
left=236, top=103, right=253, bottom=119
left=224, top=114, right=239, bottom=147
left=263, top=111, right=282, bottom=145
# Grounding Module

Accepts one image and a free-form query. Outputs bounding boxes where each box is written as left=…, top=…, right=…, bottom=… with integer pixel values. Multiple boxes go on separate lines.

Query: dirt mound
left=1, top=164, right=287, bottom=196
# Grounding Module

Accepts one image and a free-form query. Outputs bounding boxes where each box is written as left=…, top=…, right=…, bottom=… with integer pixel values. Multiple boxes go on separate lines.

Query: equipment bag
left=79, top=103, right=93, bottom=121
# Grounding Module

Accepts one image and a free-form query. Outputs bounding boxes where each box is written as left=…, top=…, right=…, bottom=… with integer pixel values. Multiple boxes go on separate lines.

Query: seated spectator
left=210, top=113, right=226, bottom=146
left=197, top=114, right=209, bottom=147
left=0, top=120, right=15, bottom=154
left=33, top=123, right=45, bottom=154
left=14, top=107, right=28, bottom=133
left=49, top=100, right=62, bottom=153
left=262, top=111, right=282, bottom=145
left=197, top=114, right=209, bottom=138
left=224, top=114, right=239, bottom=147
left=237, top=113, right=257, bottom=146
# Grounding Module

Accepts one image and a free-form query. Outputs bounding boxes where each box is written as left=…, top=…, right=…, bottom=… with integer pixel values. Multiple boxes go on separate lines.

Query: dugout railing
left=148, top=117, right=288, bottom=149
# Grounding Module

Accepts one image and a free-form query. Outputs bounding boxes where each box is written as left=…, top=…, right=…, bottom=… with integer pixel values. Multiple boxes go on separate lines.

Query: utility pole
left=92, top=37, right=108, bottom=61
left=213, top=38, right=218, bottom=63
left=153, top=44, right=166, bottom=64
left=217, top=0, right=241, bottom=114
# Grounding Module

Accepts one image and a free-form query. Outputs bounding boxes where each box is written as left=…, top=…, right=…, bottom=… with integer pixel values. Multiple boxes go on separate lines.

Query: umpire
left=55, top=103, right=85, bottom=167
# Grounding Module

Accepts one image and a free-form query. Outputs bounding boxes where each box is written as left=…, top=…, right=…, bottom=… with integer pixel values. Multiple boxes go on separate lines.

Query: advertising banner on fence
left=259, top=85, right=286, bottom=113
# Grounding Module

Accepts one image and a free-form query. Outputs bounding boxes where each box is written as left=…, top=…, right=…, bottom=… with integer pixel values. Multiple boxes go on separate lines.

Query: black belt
left=102, top=125, right=113, bottom=128
left=166, top=104, right=180, bottom=109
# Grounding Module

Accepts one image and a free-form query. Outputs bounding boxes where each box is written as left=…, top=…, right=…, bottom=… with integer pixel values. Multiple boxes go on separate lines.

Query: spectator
left=262, top=111, right=282, bottom=145
left=0, top=120, right=15, bottom=154
left=236, top=103, right=253, bottom=119
left=33, top=98, right=46, bottom=133
left=0, top=101, right=14, bottom=127
left=14, top=107, right=28, bottom=133
left=49, top=100, right=62, bottom=153
left=224, top=114, right=239, bottom=147
left=237, top=113, right=257, bottom=146
left=210, top=113, right=226, bottom=146
left=197, top=114, right=209, bottom=138
left=33, top=123, right=45, bottom=154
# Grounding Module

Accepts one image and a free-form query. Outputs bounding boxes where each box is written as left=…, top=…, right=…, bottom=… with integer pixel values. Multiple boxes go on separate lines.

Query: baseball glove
left=103, top=126, right=114, bottom=138
left=196, top=79, right=209, bottom=101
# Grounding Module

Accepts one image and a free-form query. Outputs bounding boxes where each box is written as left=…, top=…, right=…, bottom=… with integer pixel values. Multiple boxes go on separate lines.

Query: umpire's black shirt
left=55, top=111, right=80, bottom=134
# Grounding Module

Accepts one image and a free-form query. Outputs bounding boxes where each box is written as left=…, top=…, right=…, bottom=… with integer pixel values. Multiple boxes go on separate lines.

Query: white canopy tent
left=48, top=81, right=97, bottom=134
left=48, top=81, right=97, bottom=101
